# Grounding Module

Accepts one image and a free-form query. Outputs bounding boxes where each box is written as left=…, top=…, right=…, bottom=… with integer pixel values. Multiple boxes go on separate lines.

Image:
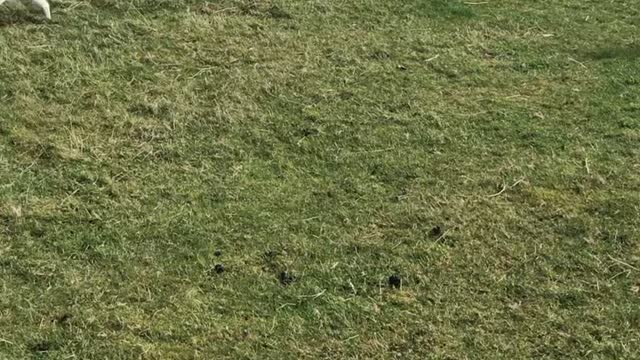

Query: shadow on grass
left=584, top=44, right=640, bottom=60
left=0, top=12, right=46, bottom=26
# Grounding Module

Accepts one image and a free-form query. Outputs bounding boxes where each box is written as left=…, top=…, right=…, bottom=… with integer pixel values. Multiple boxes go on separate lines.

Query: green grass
left=0, top=0, right=639, bottom=358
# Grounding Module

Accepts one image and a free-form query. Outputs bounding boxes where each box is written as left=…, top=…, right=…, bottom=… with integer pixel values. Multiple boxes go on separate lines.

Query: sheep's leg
left=31, top=0, right=50, bottom=19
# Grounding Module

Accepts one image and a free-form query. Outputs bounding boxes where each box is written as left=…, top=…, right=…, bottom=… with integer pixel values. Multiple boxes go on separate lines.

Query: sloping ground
left=0, top=0, right=638, bottom=358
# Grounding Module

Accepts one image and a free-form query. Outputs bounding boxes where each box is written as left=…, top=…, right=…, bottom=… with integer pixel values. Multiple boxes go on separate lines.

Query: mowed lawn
left=0, top=0, right=639, bottom=358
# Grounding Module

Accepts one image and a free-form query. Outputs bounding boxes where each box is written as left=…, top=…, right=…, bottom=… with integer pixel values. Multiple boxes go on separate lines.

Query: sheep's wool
left=0, top=0, right=51, bottom=19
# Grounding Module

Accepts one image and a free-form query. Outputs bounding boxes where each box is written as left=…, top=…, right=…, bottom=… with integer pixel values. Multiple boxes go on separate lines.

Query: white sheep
left=0, top=0, right=51, bottom=20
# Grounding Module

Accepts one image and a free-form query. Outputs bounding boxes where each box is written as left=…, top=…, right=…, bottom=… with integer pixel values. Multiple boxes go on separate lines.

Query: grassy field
left=0, top=0, right=639, bottom=358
